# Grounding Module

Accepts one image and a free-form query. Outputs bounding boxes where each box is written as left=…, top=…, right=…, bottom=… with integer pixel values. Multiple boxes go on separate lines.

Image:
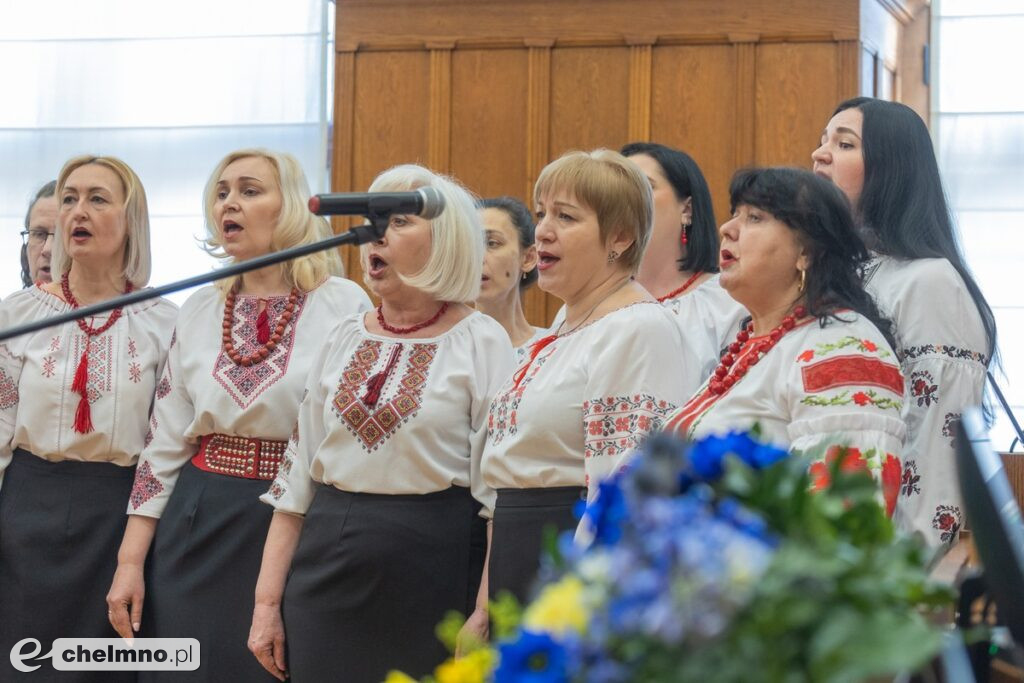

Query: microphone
left=308, top=187, right=445, bottom=219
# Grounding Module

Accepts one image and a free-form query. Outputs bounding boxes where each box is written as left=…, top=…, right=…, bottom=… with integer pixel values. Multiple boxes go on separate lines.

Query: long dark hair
left=620, top=142, right=718, bottom=274
left=21, top=180, right=57, bottom=288
left=478, top=196, right=538, bottom=289
left=729, top=167, right=895, bottom=348
left=833, top=97, right=997, bottom=361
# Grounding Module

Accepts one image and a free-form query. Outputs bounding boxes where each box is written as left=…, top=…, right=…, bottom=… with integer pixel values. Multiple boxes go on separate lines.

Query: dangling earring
left=798, top=268, right=806, bottom=293
left=680, top=222, right=690, bottom=247
left=607, top=250, right=619, bottom=265
left=521, top=272, right=527, bottom=281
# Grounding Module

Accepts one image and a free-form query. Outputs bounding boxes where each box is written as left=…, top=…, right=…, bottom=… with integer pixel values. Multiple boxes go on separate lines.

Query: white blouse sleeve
left=127, top=328, right=196, bottom=518
left=261, top=336, right=334, bottom=516
left=784, top=323, right=907, bottom=512
left=886, top=261, right=990, bottom=549
left=469, top=319, right=516, bottom=518
left=582, top=307, right=693, bottom=498
left=0, top=334, right=22, bottom=492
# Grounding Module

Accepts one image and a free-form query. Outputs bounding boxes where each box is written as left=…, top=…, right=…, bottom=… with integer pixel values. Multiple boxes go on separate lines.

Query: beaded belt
left=190, top=434, right=287, bottom=481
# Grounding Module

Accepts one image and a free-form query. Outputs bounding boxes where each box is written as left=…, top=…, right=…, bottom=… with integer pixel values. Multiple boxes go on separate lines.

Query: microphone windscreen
left=418, top=187, right=446, bottom=219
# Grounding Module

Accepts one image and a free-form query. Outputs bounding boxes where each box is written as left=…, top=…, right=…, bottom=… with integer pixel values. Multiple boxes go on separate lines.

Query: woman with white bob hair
left=106, top=148, right=370, bottom=682
left=249, top=164, right=514, bottom=682
left=0, top=155, right=177, bottom=681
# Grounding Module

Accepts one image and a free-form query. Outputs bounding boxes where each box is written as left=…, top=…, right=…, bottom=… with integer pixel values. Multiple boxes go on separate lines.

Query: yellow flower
left=522, top=575, right=589, bottom=636
left=383, top=671, right=418, bottom=683
left=434, top=649, right=495, bottom=683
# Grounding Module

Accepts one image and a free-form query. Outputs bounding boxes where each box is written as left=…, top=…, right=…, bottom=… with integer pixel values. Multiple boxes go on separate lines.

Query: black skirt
left=488, top=486, right=587, bottom=604
left=283, top=484, right=482, bottom=683
left=0, top=448, right=136, bottom=683
left=140, top=463, right=277, bottom=683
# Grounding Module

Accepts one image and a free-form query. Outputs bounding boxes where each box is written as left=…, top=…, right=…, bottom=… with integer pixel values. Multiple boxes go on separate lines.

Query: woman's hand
left=455, top=606, right=489, bottom=657
left=249, top=603, right=288, bottom=681
left=106, top=563, right=145, bottom=641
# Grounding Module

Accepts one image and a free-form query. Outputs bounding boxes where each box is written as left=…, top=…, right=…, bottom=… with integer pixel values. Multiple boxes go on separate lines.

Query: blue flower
left=495, top=630, right=570, bottom=683
left=578, top=478, right=628, bottom=546
left=687, top=431, right=789, bottom=481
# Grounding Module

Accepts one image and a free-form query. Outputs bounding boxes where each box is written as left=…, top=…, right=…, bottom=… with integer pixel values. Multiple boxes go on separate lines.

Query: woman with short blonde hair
left=107, top=149, right=370, bottom=682
left=250, top=164, right=514, bottom=682
left=1, top=155, right=177, bottom=680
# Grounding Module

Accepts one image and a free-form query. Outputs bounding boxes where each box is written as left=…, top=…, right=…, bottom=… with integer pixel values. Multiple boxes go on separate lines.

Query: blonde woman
left=250, top=165, right=514, bottom=682
left=0, top=155, right=176, bottom=681
left=106, top=149, right=370, bottom=682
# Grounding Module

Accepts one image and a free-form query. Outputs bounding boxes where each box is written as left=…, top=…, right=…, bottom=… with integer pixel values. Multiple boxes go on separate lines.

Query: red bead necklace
left=656, top=271, right=703, bottom=303
left=377, top=302, right=449, bottom=335
left=222, top=288, right=300, bottom=367
left=61, top=272, right=134, bottom=434
left=708, top=305, right=807, bottom=396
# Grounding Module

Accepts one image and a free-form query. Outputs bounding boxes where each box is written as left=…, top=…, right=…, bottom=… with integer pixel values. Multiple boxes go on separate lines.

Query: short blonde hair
left=534, top=149, right=653, bottom=272
left=363, top=164, right=483, bottom=303
left=52, top=155, right=152, bottom=287
left=203, top=148, right=343, bottom=294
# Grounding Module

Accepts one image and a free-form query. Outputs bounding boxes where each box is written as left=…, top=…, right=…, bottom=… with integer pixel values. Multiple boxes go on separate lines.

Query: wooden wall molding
left=627, top=44, right=653, bottom=141
left=837, top=40, right=861, bottom=102
left=734, top=41, right=756, bottom=168
left=525, top=43, right=552, bottom=200
left=428, top=46, right=453, bottom=172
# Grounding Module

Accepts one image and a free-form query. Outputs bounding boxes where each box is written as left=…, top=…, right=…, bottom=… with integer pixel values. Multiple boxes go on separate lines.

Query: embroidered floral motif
left=213, top=294, right=306, bottom=409
left=279, top=449, right=294, bottom=477
left=487, top=350, right=554, bottom=445
left=583, top=393, right=675, bottom=463
left=129, top=461, right=163, bottom=509
left=900, top=460, right=921, bottom=497
left=797, top=336, right=892, bottom=362
left=73, top=334, right=114, bottom=404
left=331, top=340, right=437, bottom=451
left=48, top=336, right=60, bottom=352
left=800, top=355, right=904, bottom=395
left=932, top=504, right=962, bottom=544
left=910, top=370, right=938, bottom=407
left=129, top=362, right=142, bottom=384
left=901, top=344, right=988, bottom=365
left=128, top=337, right=138, bottom=358
left=268, top=481, right=286, bottom=500
left=169, top=330, right=177, bottom=349
left=800, top=389, right=902, bottom=412
left=942, top=412, right=961, bottom=449
left=144, top=415, right=157, bottom=448
left=41, top=356, right=56, bottom=378
left=0, top=366, right=18, bottom=410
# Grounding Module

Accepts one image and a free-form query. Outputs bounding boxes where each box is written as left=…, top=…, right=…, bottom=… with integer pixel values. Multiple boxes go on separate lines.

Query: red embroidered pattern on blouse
left=331, top=340, right=437, bottom=451
left=213, top=294, right=306, bottom=409
left=800, top=355, right=904, bottom=396
left=487, top=350, right=553, bottom=445
left=900, top=459, right=921, bottom=497
left=909, top=370, right=938, bottom=407
left=932, top=504, right=962, bottom=544
left=73, top=334, right=114, bottom=404
left=144, top=415, right=157, bottom=448
left=796, top=335, right=892, bottom=362
left=0, top=366, right=18, bottom=410
left=41, top=356, right=56, bottom=378
left=583, top=393, right=674, bottom=462
left=129, top=461, right=164, bottom=509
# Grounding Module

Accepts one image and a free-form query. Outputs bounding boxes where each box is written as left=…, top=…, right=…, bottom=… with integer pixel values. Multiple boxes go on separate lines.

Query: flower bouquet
left=389, top=430, right=953, bottom=683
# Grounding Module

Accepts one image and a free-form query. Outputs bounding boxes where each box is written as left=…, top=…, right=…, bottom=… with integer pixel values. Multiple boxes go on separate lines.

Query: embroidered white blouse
left=0, top=286, right=178, bottom=491
left=262, top=311, right=516, bottom=517
left=663, top=312, right=906, bottom=499
left=483, top=302, right=697, bottom=504
left=514, top=326, right=551, bottom=365
left=128, top=278, right=372, bottom=518
left=662, top=275, right=749, bottom=380
left=865, top=256, right=991, bottom=549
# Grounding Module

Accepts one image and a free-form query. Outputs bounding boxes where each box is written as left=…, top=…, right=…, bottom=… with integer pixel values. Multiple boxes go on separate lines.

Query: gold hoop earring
left=798, top=268, right=806, bottom=293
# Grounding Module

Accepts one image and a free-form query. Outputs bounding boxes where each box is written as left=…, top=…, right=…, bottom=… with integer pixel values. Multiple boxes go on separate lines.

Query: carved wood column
left=627, top=37, right=655, bottom=141
left=428, top=41, right=454, bottom=172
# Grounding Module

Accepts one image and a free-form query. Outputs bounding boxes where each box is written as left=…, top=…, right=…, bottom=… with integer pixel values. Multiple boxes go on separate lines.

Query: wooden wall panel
left=650, top=44, right=737, bottom=229
left=450, top=49, right=529, bottom=200
left=549, top=47, right=630, bottom=159
left=754, top=42, right=841, bottom=168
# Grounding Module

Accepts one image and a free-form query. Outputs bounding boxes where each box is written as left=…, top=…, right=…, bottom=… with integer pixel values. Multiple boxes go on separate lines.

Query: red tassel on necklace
left=512, top=334, right=557, bottom=389
left=255, top=304, right=271, bottom=344
left=362, top=345, right=402, bottom=407
left=71, top=344, right=93, bottom=434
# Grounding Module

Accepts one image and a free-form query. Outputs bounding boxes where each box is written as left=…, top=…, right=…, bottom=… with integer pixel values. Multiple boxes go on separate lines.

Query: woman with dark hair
left=664, top=167, right=904, bottom=515
left=19, top=180, right=57, bottom=287
left=475, top=196, right=544, bottom=363
left=812, top=97, right=996, bottom=550
left=622, top=142, right=747, bottom=373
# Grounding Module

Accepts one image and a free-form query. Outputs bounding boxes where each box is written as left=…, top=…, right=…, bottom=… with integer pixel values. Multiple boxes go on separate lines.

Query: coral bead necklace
left=708, top=305, right=807, bottom=396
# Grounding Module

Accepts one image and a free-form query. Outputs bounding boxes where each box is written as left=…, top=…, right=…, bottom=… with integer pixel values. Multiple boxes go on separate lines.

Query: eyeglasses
left=20, top=229, right=55, bottom=246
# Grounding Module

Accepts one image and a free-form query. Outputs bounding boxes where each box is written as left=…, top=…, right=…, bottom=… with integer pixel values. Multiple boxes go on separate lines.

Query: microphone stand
left=0, top=218, right=388, bottom=343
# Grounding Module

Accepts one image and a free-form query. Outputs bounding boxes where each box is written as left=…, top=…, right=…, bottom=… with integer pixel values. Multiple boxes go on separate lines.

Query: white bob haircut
left=364, top=164, right=483, bottom=303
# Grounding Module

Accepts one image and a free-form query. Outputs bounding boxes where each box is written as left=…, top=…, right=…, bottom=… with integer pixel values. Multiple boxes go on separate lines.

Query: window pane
left=938, top=16, right=1024, bottom=111
left=937, top=113, right=1024, bottom=211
